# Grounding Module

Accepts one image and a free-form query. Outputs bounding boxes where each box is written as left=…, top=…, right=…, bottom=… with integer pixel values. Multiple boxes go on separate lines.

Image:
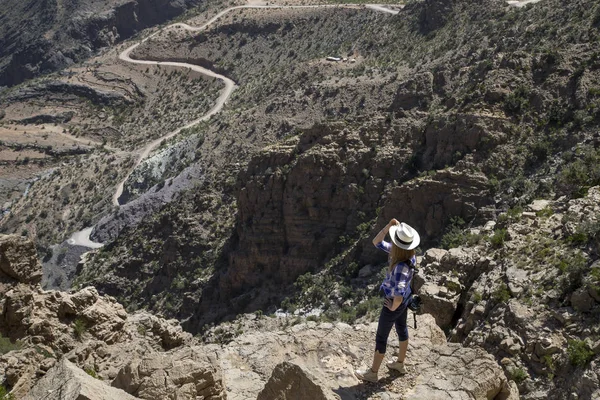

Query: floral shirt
left=376, top=240, right=415, bottom=299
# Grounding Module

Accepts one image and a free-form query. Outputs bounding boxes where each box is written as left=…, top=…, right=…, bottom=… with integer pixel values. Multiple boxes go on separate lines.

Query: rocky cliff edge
left=0, top=234, right=518, bottom=399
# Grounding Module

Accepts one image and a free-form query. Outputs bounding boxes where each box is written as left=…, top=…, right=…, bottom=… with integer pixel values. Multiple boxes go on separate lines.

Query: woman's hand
left=384, top=297, right=402, bottom=311
left=383, top=298, right=396, bottom=311
left=373, top=218, right=400, bottom=246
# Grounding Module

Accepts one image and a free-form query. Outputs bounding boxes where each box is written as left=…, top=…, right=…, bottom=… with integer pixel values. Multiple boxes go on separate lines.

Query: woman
left=355, top=218, right=420, bottom=383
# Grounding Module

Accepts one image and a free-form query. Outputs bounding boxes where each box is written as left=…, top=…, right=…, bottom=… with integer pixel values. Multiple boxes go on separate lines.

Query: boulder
left=571, top=287, right=595, bottom=312
left=23, top=358, right=141, bottom=400
left=440, top=248, right=473, bottom=273
left=406, top=343, right=517, bottom=400
left=419, top=281, right=460, bottom=329
left=424, top=248, right=448, bottom=265
left=127, top=312, right=191, bottom=349
left=112, top=346, right=224, bottom=400
left=257, top=362, right=335, bottom=400
left=0, top=235, right=42, bottom=284
left=527, top=200, right=550, bottom=213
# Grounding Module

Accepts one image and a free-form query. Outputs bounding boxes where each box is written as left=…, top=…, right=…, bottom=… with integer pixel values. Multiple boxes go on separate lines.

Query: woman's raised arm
left=372, top=218, right=399, bottom=246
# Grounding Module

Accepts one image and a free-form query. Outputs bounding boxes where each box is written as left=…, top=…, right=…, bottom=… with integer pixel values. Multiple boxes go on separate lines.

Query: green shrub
left=567, top=339, right=594, bottom=367
left=567, top=232, right=588, bottom=246
left=559, top=251, right=588, bottom=296
left=85, top=366, right=98, bottom=379
left=557, top=146, right=600, bottom=197
left=0, top=335, right=21, bottom=355
left=504, top=85, right=530, bottom=114
left=492, top=283, right=511, bottom=303
left=490, top=229, right=508, bottom=247
left=34, top=345, right=53, bottom=359
left=510, top=367, right=528, bottom=384
left=344, top=262, right=359, bottom=279
left=73, top=319, right=87, bottom=340
left=441, top=217, right=466, bottom=249
left=339, top=306, right=357, bottom=324
left=356, top=296, right=381, bottom=319
left=507, top=206, right=523, bottom=219
left=536, top=207, right=554, bottom=218
left=569, top=220, right=600, bottom=247
left=542, top=354, right=555, bottom=373
left=281, top=297, right=297, bottom=313
left=0, top=385, right=14, bottom=400
left=591, top=267, right=600, bottom=292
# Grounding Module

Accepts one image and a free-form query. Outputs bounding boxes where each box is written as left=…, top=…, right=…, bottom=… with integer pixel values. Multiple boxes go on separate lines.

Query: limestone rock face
left=370, top=169, right=493, bottom=249
left=126, top=312, right=190, bottom=349
left=23, top=359, right=141, bottom=400
left=257, top=362, right=335, bottom=400
left=0, top=235, right=42, bottom=284
left=421, top=113, right=510, bottom=171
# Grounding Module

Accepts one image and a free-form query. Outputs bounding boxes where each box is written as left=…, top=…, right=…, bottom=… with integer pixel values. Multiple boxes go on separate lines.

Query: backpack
left=405, top=259, right=422, bottom=329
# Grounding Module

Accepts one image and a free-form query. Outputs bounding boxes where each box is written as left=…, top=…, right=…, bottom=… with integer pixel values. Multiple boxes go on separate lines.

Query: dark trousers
left=375, top=304, right=409, bottom=354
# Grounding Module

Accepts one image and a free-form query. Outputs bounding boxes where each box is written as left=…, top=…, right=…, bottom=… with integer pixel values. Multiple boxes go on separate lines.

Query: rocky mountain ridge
left=0, top=0, right=204, bottom=88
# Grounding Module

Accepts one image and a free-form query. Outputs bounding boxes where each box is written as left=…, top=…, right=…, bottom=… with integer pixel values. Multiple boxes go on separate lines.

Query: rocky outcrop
left=113, top=347, right=224, bottom=400
left=433, top=188, right=600, bottom=398
left=17, top=110, right=75, bottom=124
left=23, top=359, right=141, bottom=400
left=222, top=125, right=403, bottom=311
left=0, top=235, right=199, bottom=398
left=0, top=234, right=42, bottom=284
left=390, top=72, right=434, bottom=110
left=421, top=113, right=511, bottom=170
left=218, top=313, right=517, bottom=400
left=363, top=168, right=493, bottom=263
left=5, top=80, right=134, bottom=106
left=0, top=234, right=520, bottom=400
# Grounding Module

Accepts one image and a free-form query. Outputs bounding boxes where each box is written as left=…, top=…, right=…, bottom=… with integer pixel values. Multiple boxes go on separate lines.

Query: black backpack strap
left=407, top=258, right=418, bottom=329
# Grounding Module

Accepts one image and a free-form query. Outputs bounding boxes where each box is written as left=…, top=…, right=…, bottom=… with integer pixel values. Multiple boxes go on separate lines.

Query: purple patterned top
left=376, top=240, right=415, bottom=299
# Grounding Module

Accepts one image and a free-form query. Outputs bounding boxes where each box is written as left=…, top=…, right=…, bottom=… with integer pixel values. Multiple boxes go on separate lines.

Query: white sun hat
left=389, top=222, right=420, bottom=250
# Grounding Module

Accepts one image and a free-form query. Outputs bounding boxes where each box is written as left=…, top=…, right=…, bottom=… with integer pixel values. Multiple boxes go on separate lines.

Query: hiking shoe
left=387, top=359, right=406, bottom=374
left=355, top=368, right=378, bottom=383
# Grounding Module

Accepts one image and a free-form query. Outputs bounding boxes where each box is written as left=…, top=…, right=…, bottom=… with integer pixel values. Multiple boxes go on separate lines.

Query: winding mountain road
left=68, top=2, right=400, bottom=248
left=68, top=0, right=539, bottom=248
left=111, top=3, right=399, bottom=208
